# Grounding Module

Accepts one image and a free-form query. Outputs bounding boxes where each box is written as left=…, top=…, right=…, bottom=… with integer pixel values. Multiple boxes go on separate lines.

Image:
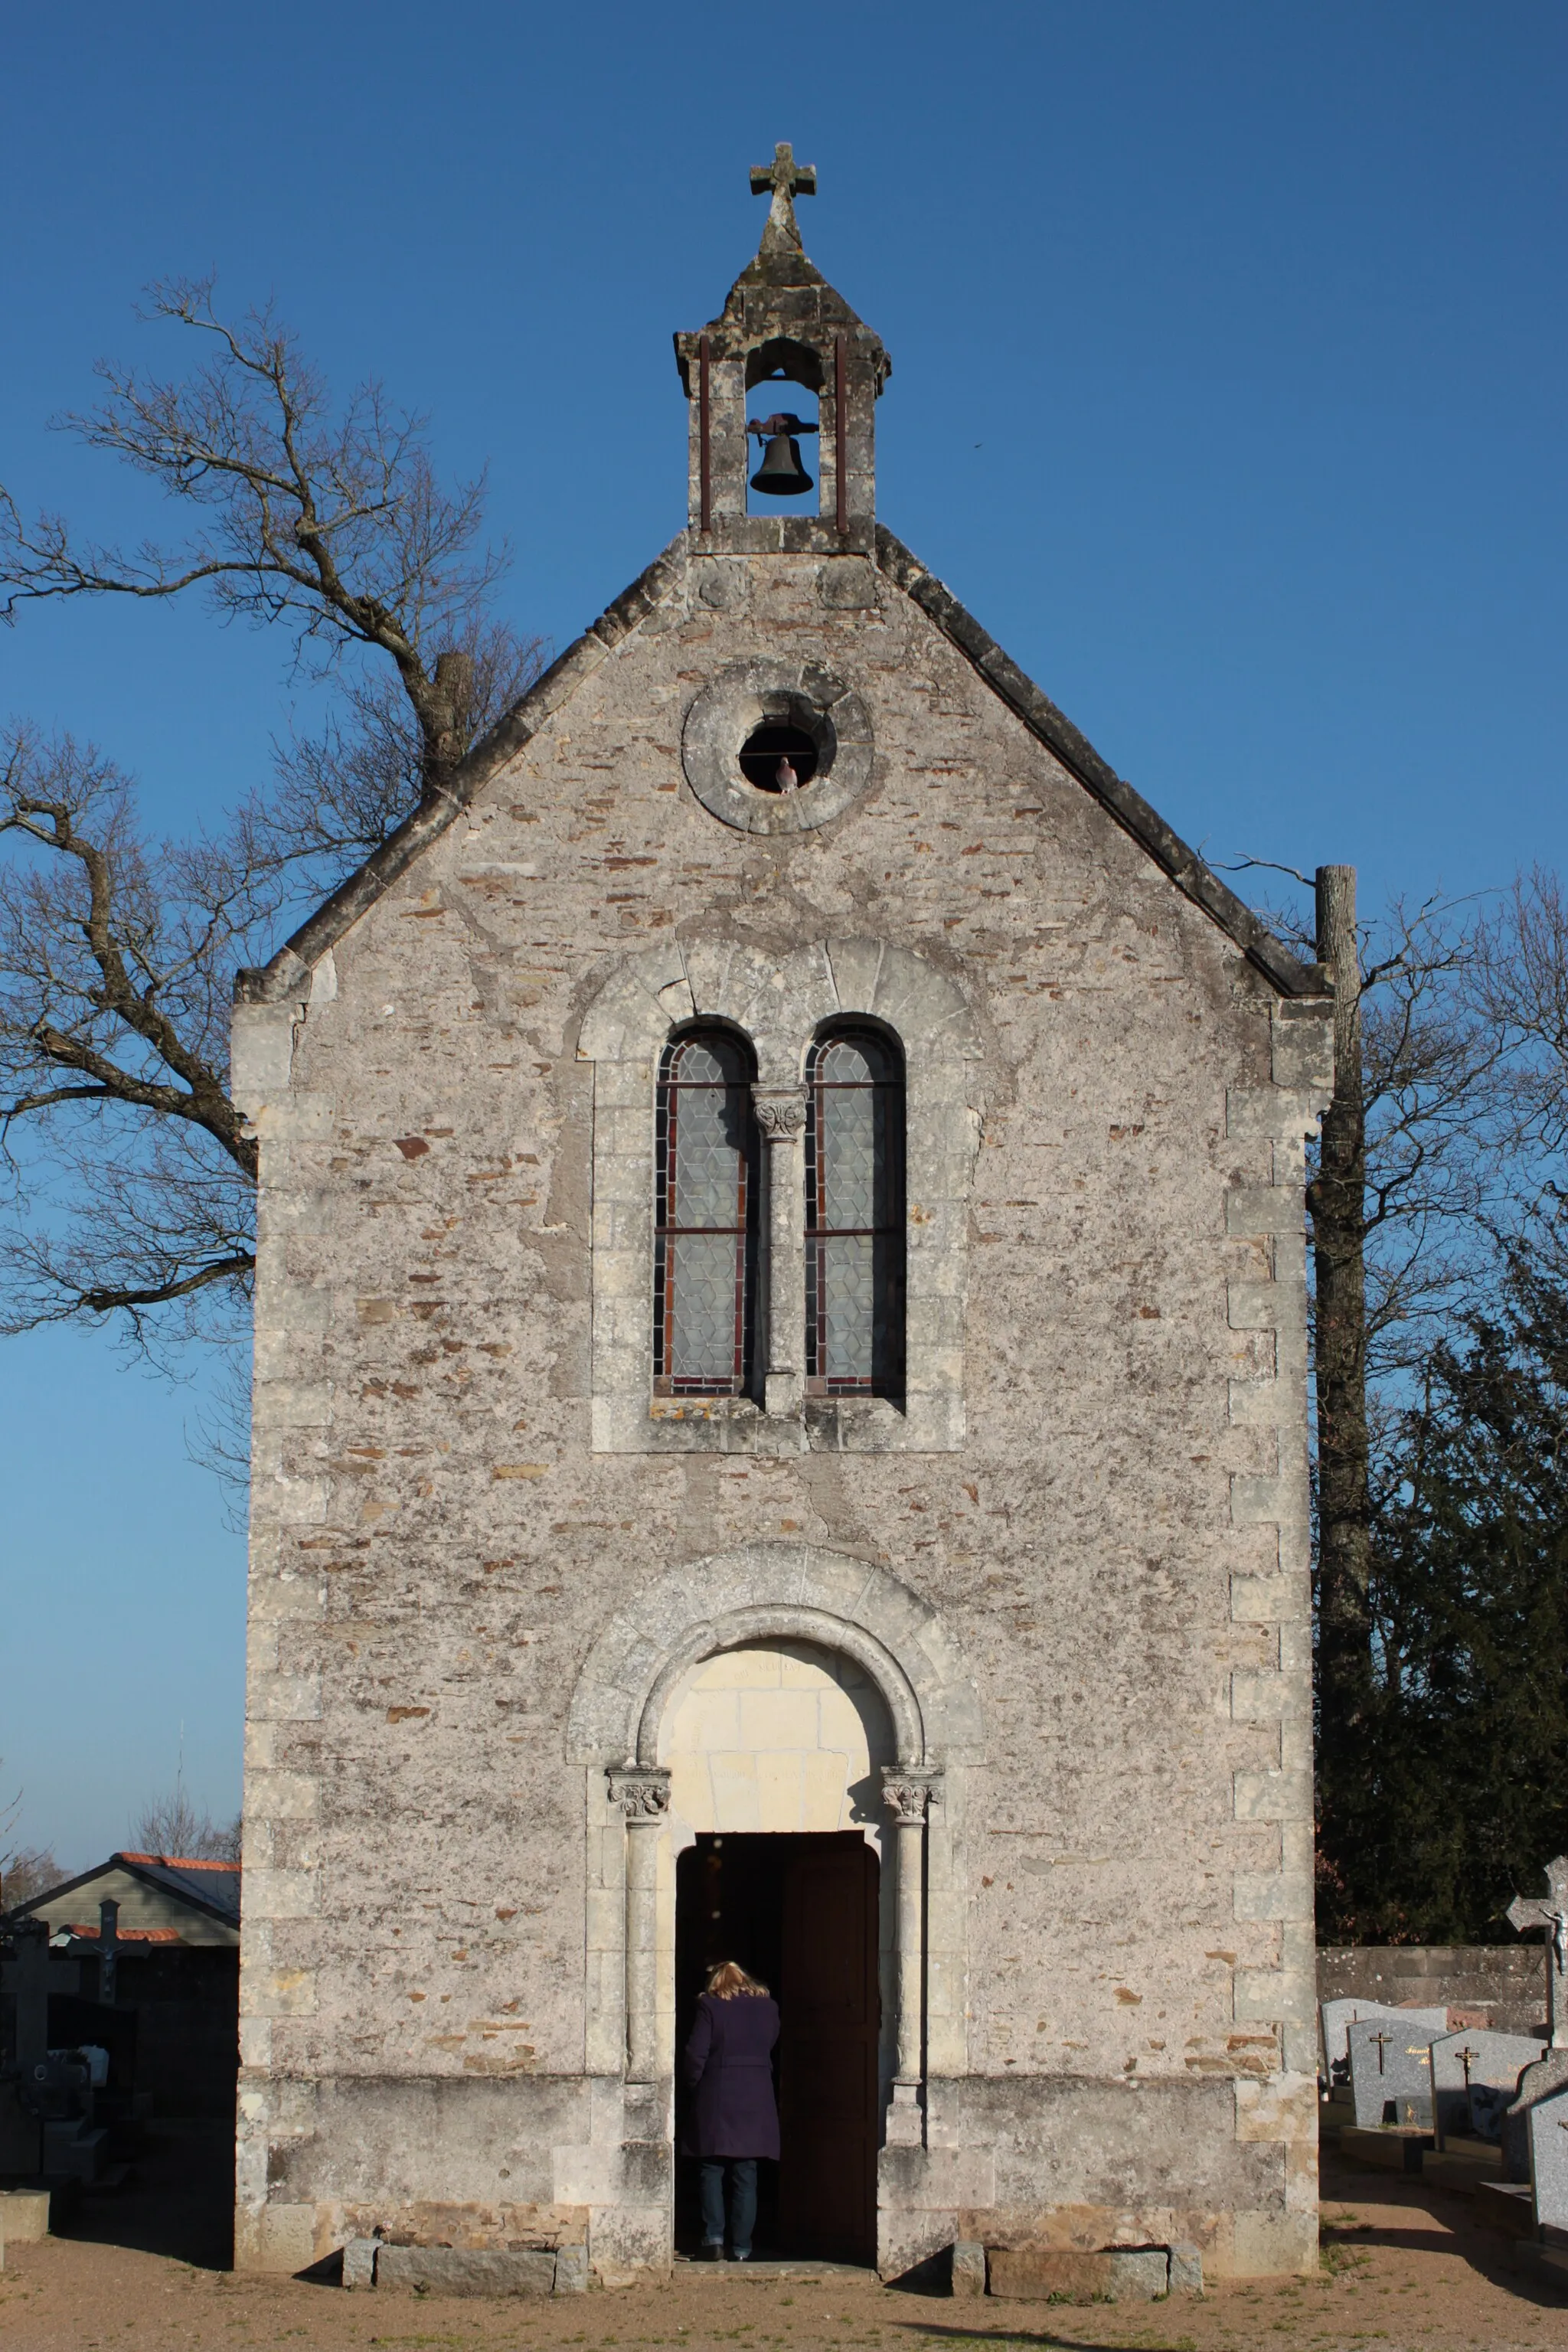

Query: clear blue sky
left=2, top=2, right=1563, bottom=1868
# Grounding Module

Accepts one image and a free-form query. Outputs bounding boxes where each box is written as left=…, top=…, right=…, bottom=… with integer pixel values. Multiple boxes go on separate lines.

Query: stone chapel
left=230, top=147, right=1334, bottom=2287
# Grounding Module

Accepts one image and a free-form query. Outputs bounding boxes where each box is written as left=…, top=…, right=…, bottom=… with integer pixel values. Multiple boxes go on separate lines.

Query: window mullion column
left=752, top=1086, right=808, bottom=1416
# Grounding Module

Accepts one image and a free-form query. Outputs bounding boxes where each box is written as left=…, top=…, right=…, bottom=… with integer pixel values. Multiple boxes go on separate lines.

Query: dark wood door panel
left=675, top=1829, right=879, bottom=2266
left=779, top=1834, right=878, bottom=2263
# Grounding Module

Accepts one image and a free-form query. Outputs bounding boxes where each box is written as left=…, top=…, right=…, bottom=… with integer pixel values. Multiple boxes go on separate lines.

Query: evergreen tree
left=1318, top=1259, right=1568, bottom=1942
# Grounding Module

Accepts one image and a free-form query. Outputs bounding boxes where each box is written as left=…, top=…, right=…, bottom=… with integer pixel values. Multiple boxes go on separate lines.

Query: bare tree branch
left=129, top=1782, right=240, bottom=1864
left=0, top=283, right=545, bottom=1356
left=0, top=276, right=537, bottom=799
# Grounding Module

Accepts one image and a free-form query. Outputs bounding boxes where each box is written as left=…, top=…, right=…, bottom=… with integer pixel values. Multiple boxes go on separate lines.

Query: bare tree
left=1, top=1846, right=63, bottom=1910
left=0, top=726, right=265, bottom=1338
left=0, top=276, right=524, bottom=799
left=0, top=279, right=544, bottom=1345
left=1310, top=868, right=1376, bottom=1746
left=1471, top=868, right=1568, bottom=1210
left=1224, top=861, right=1502, bottom=1761
left=1233, top=863, right=1500, bottom=1370
left=1356, top=906, right=1501, bottom=1379
left=0, top=1765, right=61, bottom=1911
left=129, top=1784, right=240, bottom=1863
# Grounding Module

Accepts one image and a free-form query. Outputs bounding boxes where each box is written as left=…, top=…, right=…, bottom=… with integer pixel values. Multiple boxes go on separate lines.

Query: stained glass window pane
left=672, top=1038, right=736, bottom=1085
left=820, top=1085, right=882, bottom=1230
left=655, top=1029, right=757, bottom=1396
left=820, top=1038, right=876, bottom=1084
left=818, top=1236, right=876, bottom=1382
left=673, top=1076, right=747, bottom=1229
left=668, top=1233, right=741, bottom=1383
left=804, top=1025, right=904, bottom=1396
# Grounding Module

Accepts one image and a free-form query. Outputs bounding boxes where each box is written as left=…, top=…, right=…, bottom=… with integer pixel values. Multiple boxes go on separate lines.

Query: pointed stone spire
left=750, top=142, right=817, bottom=255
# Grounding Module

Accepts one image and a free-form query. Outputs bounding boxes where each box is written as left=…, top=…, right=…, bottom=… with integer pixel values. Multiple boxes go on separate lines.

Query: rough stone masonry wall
left=1318, top=1947, right=1547, bottom=2038
left=233, top=539, right=1329, bottom=2280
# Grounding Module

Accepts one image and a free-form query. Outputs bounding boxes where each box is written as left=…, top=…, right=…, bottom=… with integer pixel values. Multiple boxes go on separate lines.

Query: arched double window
left=804, top=1027, right=905, bottom=1396
left=653, top=1030, right=761, bottom=1397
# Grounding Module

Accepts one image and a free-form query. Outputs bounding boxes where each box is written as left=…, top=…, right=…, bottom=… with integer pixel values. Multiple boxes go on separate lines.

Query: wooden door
left=778, top=1834, right=879, bottom=2263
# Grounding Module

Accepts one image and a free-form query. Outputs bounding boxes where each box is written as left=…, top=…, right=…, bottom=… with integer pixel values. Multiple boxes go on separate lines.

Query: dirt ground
left=3, top=2154, right=1567, bottom=2352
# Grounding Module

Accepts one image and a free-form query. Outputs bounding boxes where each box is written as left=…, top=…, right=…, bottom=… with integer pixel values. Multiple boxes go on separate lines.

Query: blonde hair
left=704, top=1959, right=769, bottom=2000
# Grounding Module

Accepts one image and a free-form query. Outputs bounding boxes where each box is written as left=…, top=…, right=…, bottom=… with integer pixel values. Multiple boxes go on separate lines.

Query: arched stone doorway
left=662, top=1639, right=890, bottom=2260
left=567, top=1544, right=983, bottom=2274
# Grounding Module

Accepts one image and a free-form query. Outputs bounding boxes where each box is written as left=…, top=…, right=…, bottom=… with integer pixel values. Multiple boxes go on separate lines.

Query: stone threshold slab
left=672, top=2257, right=874, bottom=2281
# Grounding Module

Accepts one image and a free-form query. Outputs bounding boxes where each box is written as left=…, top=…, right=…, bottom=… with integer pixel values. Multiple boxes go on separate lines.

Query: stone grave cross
left=1370, top=2027, right=1395, bottom=2074
left=1508, top=1854, right=1568, bottom=2050
left=750, top=143, right=817, bottom=250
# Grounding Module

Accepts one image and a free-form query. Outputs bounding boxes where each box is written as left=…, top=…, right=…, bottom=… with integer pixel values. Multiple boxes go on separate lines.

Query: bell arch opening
left=745, top=341, right=819, bottom=517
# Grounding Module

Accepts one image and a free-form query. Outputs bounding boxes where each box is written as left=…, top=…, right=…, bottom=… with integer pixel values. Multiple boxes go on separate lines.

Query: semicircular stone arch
left=576, top=934, right=978, bottom=1090
left=566, top=1542, right=983, bottom=1771
left=570, top=1544, right=982, bottom=2094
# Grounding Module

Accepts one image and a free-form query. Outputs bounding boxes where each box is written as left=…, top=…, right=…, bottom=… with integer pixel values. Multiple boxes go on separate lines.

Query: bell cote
left=674, top=145, right=891, bottom=557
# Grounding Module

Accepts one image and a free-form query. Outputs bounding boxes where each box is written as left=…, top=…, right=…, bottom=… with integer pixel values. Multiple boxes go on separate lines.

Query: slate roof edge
left=1, top=1851, right=240, bottom=1929
left=233, top=531, right=692, bottom=1006
left=874, top=526, right=1324, bottom=998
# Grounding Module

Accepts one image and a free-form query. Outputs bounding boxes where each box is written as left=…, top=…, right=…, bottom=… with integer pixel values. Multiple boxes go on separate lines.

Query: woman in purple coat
left=681, top=1960, right=780, bottom=2260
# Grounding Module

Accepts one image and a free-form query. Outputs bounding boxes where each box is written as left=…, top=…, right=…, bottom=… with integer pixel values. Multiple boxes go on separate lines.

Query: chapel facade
left=231, top=149, right=1332, bottom=2286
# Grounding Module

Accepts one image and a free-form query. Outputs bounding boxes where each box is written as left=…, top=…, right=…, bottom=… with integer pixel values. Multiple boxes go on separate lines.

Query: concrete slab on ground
left=1475, top=2178, right=1536, bottom=2239
left=1341, top=2123, right=1432, bottom=2174
left=1425, top=2142, right=1504, bottom=2196
left=0, top=2190, right=51, bottom=2243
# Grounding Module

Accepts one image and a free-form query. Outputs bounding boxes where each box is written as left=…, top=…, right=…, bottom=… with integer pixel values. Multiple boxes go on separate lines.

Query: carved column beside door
left=752, top=1086, right=807, bottom=1416
left=609, top=1766, right=671, bottom=2082
left=881, top=1765, right=942, bottom=2144
left=607, top=1752, right=943, bottom=2128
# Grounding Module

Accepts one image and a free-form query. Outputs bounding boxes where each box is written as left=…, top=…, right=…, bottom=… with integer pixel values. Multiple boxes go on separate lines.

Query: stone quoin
left=230, top=145, right=1333, bottom=2285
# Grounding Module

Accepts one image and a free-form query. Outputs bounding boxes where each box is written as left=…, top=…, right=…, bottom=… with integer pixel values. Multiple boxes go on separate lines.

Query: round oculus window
left=681, top=661, right=874, bottom=835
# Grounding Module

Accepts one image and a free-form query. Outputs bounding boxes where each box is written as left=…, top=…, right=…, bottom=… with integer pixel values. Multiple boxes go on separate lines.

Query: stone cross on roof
left=750, top=142, right=816, bottom=253
left=1508, top=1854, right=1568, bottom=2049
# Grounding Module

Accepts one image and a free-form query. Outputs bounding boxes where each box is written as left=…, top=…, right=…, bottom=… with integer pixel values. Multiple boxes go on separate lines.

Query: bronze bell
left=748, top=410, right=816, bottom=497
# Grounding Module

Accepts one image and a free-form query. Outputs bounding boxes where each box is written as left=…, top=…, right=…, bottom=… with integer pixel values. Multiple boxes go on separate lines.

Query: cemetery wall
left=1318, top=1947, right=1544, bottom=2037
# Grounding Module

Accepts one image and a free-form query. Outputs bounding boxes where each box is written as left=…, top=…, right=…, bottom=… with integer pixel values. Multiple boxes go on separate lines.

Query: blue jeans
left=698, top=2157, right=757, bottom=2255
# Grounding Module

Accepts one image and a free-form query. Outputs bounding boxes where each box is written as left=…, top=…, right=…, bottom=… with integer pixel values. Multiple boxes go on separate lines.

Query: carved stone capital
left=607, top=1766, right=671, bottom=1821
left=881, top=1766, right=942, bottom=1825
left=751, top=1086, right=808, bottom=1142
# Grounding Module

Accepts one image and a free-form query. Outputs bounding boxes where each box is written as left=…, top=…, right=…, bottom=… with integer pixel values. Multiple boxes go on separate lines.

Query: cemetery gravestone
left=1430, top=2030, right=1545, bottom=2146
left=1527, top=2083, right=1568, bottom=2239
left=1506, top=1857, right=1568, bottom=2050
left=1321, top=1999, right=1446, bottom=2084
left=1348, top=2017, right=1442, bottom=2129
left=1504, top=1857, right=1568, bottom=2179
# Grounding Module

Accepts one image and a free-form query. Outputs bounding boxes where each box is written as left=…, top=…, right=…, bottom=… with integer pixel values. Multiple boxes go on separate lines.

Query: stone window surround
left=579, top=938, right=981, bottom=1455
left=567, top=1542, right=985, bottom=2145
left=679, top=659, right=876, bottom=836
